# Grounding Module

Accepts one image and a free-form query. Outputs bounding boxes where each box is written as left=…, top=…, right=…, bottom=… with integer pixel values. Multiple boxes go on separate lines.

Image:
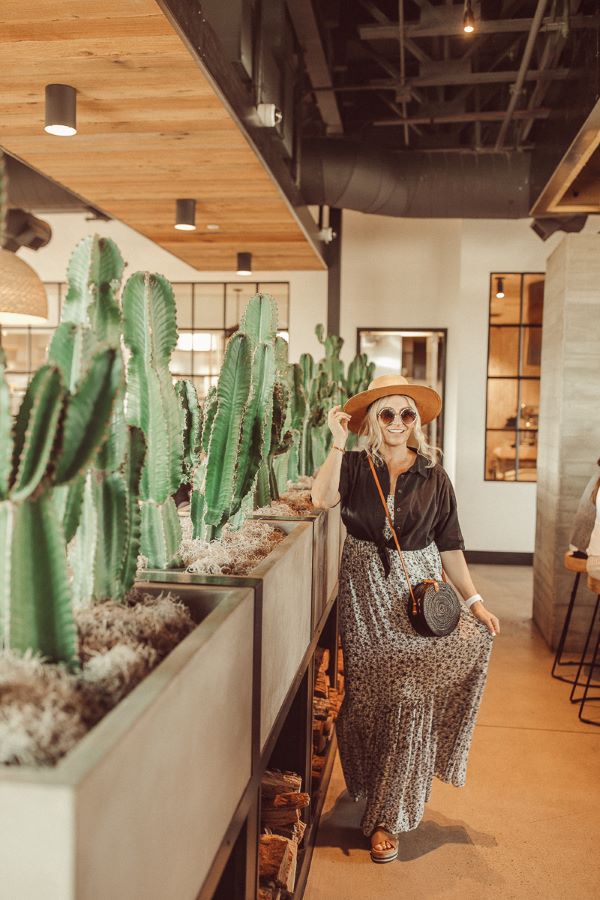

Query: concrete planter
left=253, top=505, right=341, bottom=629
left=140, top=521, right=313, bottom=753
left=0, top=585, right=255, bottom=900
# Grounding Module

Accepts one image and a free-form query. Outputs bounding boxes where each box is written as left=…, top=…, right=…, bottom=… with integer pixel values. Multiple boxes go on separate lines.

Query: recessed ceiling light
left=206, top=224, right=220, bottom=231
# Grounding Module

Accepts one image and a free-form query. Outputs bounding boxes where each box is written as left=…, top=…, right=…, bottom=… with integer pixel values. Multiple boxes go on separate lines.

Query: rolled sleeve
left=338, top=451, right=351, bottom=506
left=434, top=474, right=465, bottom=552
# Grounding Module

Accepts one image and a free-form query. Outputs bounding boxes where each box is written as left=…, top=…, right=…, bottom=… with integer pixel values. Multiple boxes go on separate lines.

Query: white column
left=534, top=234, right=600, bottom=650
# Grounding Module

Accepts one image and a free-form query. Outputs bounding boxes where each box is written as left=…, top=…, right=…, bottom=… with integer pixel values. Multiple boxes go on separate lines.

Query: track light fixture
left=495, top=277, right=505, bottom=299
left=236, top=252, right=252, bottom=276
left=174, top=199, right=196, bottom=231
left=44, top=84, right=77, bottom=136
left=463, top=0, right=475, bottom=33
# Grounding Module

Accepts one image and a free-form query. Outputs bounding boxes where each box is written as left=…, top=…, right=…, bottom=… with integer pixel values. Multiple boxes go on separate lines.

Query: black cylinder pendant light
left=44, top=84, right=77, bottom=136
left=495, top=277, right=505, bottom=299
left=174, top=199, right=197, bottom=231
left=236, top=252, right=252, bottom=276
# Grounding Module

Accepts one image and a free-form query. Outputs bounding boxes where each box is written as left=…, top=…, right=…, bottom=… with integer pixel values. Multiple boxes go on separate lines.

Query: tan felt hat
left=343, top=374, right=442, bottom=433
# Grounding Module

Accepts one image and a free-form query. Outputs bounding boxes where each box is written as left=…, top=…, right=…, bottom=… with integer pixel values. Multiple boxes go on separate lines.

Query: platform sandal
left=370, top=827, right=399, bottom=864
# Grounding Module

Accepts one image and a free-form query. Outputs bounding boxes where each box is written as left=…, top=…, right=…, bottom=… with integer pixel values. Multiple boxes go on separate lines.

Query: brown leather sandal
left=370, top=827, right=399, bottom=863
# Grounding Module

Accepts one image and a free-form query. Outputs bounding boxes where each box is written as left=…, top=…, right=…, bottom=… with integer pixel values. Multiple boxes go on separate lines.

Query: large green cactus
left=122, top=271, right=184, bottom=566
left=0, top=348, right=122, bottom=666
left=195, top=332, right=252, bottom=538
left=191, top=294, right=279, bottom=538
left=48, top=235, right=146, bottom=606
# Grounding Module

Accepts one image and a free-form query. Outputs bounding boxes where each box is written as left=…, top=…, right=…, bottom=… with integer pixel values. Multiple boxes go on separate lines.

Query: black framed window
left=0, top=280, right=290, bottom=411
left=485, top=273, right=544, bottom=482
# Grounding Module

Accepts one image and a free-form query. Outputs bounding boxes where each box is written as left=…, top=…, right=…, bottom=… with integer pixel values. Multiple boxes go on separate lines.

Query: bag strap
left=367, top=454, right=419, bottom=612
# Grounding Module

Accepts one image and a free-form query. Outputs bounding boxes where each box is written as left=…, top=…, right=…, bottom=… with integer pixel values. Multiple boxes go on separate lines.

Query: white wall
left=340, top=210, right=600, bottom=553
left=18, top=213, right=328, bottom=364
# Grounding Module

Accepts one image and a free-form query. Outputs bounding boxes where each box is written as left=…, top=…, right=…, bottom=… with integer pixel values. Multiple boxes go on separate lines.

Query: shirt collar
left=413, top=451, right=431, bottom=478
left=359, top=448, right=431, bottom=477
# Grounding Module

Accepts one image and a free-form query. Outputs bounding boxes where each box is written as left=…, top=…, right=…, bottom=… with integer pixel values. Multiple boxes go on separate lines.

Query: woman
left=311, top=374, right=500, bottom=864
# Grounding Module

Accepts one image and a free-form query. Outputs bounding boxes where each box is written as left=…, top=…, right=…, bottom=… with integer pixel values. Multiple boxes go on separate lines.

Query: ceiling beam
left=518, top=0, right=584, bottom=145
left=359, top=14, right=600, bottom=40
left=371, top=108, right=550, bottom=126
left=494, top=0, right=549, bottom=150
left=310, top=67, right=579, bottom=92
left=287, top=0, right=344, bottom=135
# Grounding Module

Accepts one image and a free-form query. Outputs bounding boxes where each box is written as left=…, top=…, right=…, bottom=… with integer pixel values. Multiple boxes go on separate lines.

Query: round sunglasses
left=377, top=406, right=417, bottom=427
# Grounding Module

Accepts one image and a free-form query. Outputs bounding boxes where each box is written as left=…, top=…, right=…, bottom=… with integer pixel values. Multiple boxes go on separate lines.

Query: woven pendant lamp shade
left=0, top=249, right=48, bottom=324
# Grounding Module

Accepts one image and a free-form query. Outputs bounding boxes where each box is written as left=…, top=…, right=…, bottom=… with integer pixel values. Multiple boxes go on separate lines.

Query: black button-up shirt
left=338, top=449, right=465, bottom=576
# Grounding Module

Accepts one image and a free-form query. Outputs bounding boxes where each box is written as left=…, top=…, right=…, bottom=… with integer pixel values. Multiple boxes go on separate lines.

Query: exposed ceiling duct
left=300, top=139, right=534, bottom=219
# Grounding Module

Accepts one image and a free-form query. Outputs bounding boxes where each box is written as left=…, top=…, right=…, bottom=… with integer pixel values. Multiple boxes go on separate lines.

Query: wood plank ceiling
left=0, top=0, right=325, bottom=271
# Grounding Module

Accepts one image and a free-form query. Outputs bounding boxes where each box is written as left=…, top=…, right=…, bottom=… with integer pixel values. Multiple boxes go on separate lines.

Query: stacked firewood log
left=259, top=769, right=310, bottom=898
left=311, top=642, right=345, bottom=784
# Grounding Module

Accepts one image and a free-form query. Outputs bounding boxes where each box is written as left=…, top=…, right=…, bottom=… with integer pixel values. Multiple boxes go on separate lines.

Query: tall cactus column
left=0, top=346, right=122, bottom=666
left=48, top=235, right=146, bottom=605
left=192, top=294, right=279, bottom=538
left=122, top=272, right=184, bottom=568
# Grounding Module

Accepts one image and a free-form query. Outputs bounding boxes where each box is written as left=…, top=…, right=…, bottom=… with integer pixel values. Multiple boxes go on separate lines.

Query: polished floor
left=304, top=565, right=600, bottom=900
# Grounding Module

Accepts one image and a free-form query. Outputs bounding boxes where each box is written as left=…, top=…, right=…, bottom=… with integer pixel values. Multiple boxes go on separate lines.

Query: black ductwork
left=300, top=139, right=534, bottom=219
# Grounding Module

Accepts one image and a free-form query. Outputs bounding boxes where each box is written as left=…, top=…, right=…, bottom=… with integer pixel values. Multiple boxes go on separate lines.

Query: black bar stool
left=577, top=575, right=600, bottom=726
left=551, top=552, right=588, bottom=684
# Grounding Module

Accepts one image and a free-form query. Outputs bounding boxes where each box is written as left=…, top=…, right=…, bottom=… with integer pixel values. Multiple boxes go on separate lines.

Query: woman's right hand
left=328, top=405, right=351, bottom=448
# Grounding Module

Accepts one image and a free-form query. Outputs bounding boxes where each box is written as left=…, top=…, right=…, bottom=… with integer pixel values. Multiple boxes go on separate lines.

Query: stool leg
left=578, top=625, right=600, bottom=726
left=570, top=593, right=600, bottom=704
left=551, top=572, right=581, bottom=682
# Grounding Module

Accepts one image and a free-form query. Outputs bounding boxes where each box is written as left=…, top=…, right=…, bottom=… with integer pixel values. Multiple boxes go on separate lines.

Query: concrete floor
left=304, top=564, right=600, bottom=900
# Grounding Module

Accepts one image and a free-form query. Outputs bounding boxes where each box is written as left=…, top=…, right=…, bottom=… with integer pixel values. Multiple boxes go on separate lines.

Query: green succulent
left=122, top=271, right=184, bottom=567
left=0, top=347, right=122, bottom=667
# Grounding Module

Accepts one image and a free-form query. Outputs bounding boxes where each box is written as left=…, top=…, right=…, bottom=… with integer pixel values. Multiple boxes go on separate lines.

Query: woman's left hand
left=470, top=602, right=500, bottom=636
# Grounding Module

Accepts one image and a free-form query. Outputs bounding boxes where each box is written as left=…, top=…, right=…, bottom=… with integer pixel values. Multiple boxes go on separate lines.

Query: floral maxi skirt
left=336, top=535, right=494, bottom=837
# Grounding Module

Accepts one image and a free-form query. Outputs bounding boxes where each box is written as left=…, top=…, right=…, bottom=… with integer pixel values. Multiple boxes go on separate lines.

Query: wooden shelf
left=198, top=592, right=341, bottom=900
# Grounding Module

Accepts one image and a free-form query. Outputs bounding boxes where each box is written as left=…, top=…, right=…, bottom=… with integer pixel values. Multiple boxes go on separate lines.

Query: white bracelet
left=465, top=593, right=483, bottom=609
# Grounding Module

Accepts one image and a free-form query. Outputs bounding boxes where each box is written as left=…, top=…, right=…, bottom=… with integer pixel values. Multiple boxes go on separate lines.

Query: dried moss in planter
left=0, top=592, right=195, bottom=768
left=180, top=519, right=286, bottom=575
left=254, top=490, right=316, bottom=519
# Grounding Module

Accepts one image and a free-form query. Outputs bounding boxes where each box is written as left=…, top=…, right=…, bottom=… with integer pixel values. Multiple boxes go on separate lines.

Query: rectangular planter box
left=0, top=585, right=254, bottom=900
left=253, top=505, right=341, bottom=630
left=140, top=520, right=313, bottom=754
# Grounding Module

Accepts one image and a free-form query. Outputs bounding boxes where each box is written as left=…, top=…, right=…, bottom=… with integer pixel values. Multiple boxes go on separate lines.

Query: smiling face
left=371, top=394, right=418, bottom=449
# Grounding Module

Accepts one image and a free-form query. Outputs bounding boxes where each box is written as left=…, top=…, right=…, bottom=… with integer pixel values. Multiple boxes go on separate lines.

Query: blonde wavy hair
left=358, top=394, right=441, bottom=467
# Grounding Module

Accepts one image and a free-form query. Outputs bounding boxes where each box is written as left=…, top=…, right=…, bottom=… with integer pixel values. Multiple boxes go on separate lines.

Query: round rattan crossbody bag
left=368, top=455, right=461, bottom=638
